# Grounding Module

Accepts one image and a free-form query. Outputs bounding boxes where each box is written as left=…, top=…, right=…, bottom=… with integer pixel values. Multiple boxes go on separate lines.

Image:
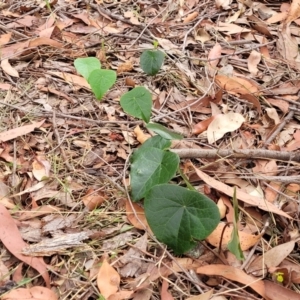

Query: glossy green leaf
left=88, top=69, right=116, bottom=100
left=130, top=147, right=179, bottom=201
left=140, top=50, right=165, bottom=76
left=228, top=188, right=244, bottom=260
left=146, top=123, right=183, bottom=140
left=120, top=87, right=152, bottom=122
left=144, top=184, right=220, bottom=254
left=74, top=57, right=101, bottom=80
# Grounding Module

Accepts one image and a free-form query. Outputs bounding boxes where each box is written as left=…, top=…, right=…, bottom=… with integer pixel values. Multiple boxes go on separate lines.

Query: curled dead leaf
left=1, top=59, right=19, bottom=77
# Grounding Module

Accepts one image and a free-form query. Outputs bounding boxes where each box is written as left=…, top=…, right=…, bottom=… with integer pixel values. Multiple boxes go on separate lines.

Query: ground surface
left=0, top=0, right=300, bottom=299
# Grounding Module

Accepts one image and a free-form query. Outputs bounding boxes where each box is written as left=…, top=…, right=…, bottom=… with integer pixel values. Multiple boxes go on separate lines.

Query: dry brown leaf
left=207, top=43, right=222, bottom=77
left=12, top=181, right=46, bottom=197
left=134, top=125, right=151, bottom=144
left=161, top=279, right=174, bottom=300
left=266, top=12, right=288, bottom=24
left=0, top=33, right=12, bottom=46
left=264, top=280, right=300, bottom=300
left=215, top=22, right=251, bottom=35
left=0, top=83, right=12, bottom=90
left=207, top=112, right=245, bottom=143
left=49, top=71, right=90, bottom=89
left=192, top=164, right=292, bottom=218
left=39, top=26, right=62, bottom=40
left=215, top=0, right=232, bottom=9
left=206, top=222, right=261, bottom=250
left=183, top=11, right=198, bottom=23
left=125, top=77, right=136, bottom=87
left=247, top=50, right=261, bottom=76
left=285, top=0, right=300, bottom=24
left=217, top=199, right=227, bottom=219
left=0, top=205, right=50, bottom=287
left=195, top=28, right=211, bottom=43
left=32, top=156, right=51, bottom=181
left=97, top=259, right=120, bottom=299
left=196, top=264, right=266, bottom=298
left=131, top=288, right=153, bottom=300
left=1, top=59, right=19, bottom=77
left=266, top=108, right=280, bottom=125
left=82, top=188, right=107, bottom=210
left=247, top=240, right=296, bottom=276
left=117, top=61, right=134, bottom=74
left=107, top=291, right=134, bottom=300
left=0, top=120, right=45, bottom=142
left=215, top=75, right=260, bottom=95
left=264, top=182, right=281, bottom=203
left=1, top=37, right=63, bottom=60
left=193, top=116, right=216, bottom=135
left=248, top=15, right=272, bottom=38
left=277, top=26, right=299, bottom=63
left=252, top=159, right=278, bottom=176
left=126, top=199, right=150, bottom=231
left=240, top=94, right=262, bottom=113
left=267, top=98, right=289, bottom=114
left=2, top=286, right=58, bottom=300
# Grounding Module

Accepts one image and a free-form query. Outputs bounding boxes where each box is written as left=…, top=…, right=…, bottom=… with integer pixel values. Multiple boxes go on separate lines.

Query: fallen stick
left=171, top=148, right=300, bottom=162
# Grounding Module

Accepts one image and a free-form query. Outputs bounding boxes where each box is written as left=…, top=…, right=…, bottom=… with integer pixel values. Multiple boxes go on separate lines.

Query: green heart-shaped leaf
left=120, top=87, right=152, bottom=122
left=140, top=50, right=165, bottom=76
left=144, top=184, right=220, bottom=254
left=88, top=69, right=116, bottom=100
left=130, top=147, right=179, bottom=201
left=74, top=57, right=101, bottom=80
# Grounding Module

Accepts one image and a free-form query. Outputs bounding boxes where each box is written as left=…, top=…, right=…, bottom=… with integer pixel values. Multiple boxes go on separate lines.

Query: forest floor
left=1, top=0, right=300, bottom=299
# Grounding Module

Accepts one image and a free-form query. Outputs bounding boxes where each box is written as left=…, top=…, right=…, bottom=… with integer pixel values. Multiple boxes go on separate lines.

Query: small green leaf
left=146, top=123, right=183, bottom=140
left=227, top=188, right=244, bottom=260
left=130, top=147, right=179, bottom=201
left=140, top=50, right=165, bottom=76
left=144, top=184, right=220, bottom=254
left=153, top=40, right=159, bottom=48
left=88, top=69, right=116, bottom=100
left=74, top=57, right=101, bottom=80
left=120, top=87, right=152, bottom=122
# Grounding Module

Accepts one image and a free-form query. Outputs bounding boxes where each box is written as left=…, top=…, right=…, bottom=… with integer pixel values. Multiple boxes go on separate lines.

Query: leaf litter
left=0, top=0, right=300, bottom=299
